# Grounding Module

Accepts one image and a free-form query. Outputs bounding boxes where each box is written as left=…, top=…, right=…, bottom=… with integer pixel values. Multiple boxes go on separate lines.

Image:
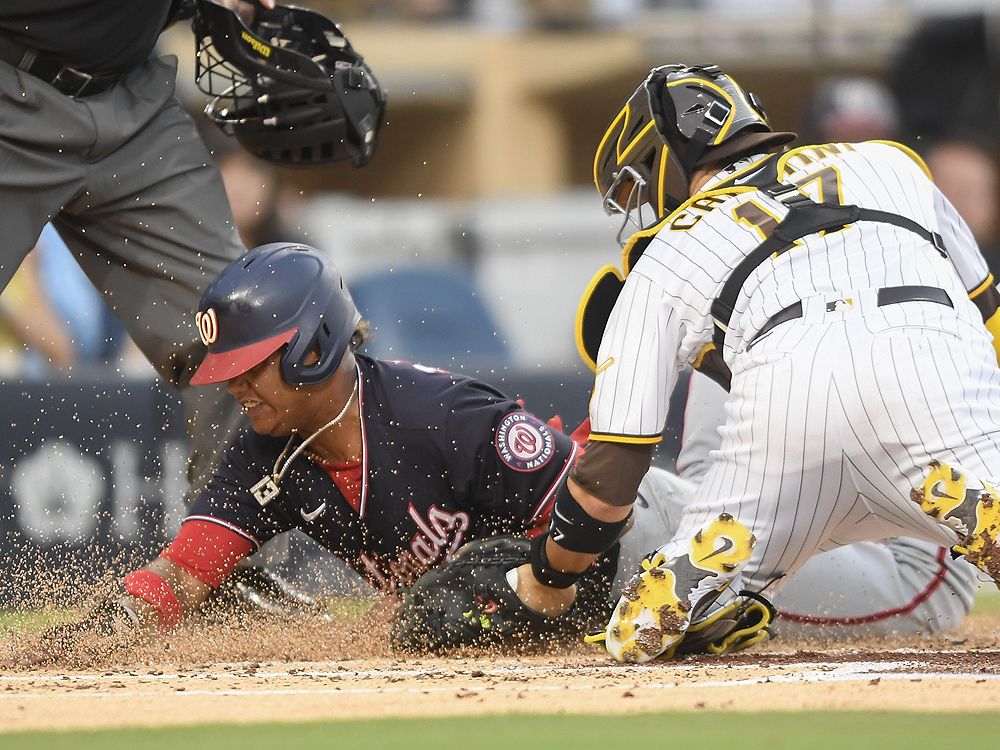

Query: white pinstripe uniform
left=591, top=140, right=1000, bottom=619
left=677, top=371, right=977, bottom=636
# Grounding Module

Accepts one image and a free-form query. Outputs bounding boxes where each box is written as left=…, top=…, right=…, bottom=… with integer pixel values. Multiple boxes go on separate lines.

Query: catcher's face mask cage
left=593, top=84, right=678, bottom=246
left=644, top=64, right=787, bottom=197
left=192, top=0, right=386, bottom=166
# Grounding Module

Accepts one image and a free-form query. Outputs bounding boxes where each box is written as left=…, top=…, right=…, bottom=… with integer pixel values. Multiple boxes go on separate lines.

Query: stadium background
left=1, top=0, right=998, bottom=600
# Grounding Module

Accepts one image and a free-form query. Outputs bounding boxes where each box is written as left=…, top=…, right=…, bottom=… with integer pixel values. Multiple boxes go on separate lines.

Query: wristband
left=529, top=533, right=583, bottom=589
left=122, top=569, right=184, bottom=631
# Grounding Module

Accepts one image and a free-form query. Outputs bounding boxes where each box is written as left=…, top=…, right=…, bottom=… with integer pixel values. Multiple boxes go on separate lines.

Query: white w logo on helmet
left=195, top=308, right=219, bottom=346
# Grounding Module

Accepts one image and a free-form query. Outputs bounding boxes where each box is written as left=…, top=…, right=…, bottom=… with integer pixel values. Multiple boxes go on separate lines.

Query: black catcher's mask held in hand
left=192, top=0, right=386, bottom=166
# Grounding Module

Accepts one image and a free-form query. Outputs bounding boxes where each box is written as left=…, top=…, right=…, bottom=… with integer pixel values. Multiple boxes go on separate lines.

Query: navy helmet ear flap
left=280, top=289, right=361, bottom=386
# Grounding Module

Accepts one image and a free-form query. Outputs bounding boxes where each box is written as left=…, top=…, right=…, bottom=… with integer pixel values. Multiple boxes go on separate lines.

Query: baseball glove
left=391, top=536, right=583, bottom=653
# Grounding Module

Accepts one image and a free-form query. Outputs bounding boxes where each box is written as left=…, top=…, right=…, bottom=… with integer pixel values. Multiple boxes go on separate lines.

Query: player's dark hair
left=350, top=321, right=370, bottom=353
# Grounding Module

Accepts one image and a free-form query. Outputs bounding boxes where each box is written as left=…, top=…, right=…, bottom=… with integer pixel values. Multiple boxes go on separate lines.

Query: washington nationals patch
left=495, top=411, right=555, bottom=472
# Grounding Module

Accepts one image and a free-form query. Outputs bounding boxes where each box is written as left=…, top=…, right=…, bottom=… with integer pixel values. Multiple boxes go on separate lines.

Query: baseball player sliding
left=24, top=241, right=960, bottom=663
left=511, top=63, right=1000, bottom=663
left=0, top=0, right=385, bottom=610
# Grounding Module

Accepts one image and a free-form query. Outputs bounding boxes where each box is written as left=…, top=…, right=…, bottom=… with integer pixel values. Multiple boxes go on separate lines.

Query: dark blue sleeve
left=441, top=380, right=577, bottom=534
left=185, top=432, right=300, bottom=550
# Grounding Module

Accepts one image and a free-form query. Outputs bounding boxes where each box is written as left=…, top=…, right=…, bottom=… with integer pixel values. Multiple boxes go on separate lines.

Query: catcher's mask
left=192, top=0, right=386, bottom=166
left=594, top=63, right=795, bottom=243
left=190, top=243, right=361, bottom=387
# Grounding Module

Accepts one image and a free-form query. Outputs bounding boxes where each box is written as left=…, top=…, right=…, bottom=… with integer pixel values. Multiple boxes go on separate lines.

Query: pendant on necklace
left=251, top=475, right=282, bottom=506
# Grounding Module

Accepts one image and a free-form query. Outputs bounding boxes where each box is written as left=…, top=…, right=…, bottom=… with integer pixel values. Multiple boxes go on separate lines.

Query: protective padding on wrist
left=549, top=479, right=632, bottom=554
left=122, top=570, right=183, bottom=631
left=529, top=533, right=582, bottom=589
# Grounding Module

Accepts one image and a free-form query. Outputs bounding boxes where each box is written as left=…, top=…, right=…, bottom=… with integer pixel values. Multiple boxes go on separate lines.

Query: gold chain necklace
left=249, top=378, right=358, bottom=506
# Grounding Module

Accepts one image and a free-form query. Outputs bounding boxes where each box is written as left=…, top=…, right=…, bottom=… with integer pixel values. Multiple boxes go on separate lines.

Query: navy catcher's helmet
left=189, top=243, right=361, bottom=386
left=192, top=0, right=385, bottom=166
left=595, top=63, right=794, bottom=238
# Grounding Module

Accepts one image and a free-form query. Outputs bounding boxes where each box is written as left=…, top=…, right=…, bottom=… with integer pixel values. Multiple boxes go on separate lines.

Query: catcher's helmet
left=192, top=0, right=385, bottom=166
left=595, top=64, right=795, bottom=239
left=189, top=243, right=361, bottom=387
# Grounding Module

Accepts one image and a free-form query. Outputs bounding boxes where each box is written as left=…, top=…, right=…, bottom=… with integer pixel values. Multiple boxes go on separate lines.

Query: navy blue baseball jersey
left=186, top=355, right=580, bottom=592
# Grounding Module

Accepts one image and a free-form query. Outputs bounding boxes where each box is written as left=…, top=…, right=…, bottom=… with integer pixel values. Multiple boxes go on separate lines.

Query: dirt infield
left=3, top=611, right=1000, bottom=732
left=3, top=651, right=1000, bottom=732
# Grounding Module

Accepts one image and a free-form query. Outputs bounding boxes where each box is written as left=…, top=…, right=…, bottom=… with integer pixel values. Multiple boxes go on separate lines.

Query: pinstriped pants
left=659, top=290, right=1000, bottom=616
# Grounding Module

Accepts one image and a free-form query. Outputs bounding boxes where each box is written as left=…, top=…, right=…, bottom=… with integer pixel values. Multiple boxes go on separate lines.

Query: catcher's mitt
left=391, top=536, right=583, bottom=653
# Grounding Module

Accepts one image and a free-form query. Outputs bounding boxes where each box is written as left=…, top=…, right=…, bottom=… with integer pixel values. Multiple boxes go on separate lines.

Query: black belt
left=749, top=285, right=954, bottom=346
left=0, top=35, right=120, bottom=98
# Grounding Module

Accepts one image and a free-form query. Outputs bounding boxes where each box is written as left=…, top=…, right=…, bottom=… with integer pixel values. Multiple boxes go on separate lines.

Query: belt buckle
left=52, top=66, right=94, bottom=98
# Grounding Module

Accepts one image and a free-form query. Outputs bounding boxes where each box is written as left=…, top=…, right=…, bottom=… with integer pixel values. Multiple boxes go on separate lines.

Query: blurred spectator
left=1, top=224, right=133, bottom=376
left=889, top=12, right=1000, bottom=149
left=214, top=143, right=308, bottom=249
left=0, top=244, right=73, bottom=375
left=925, top=138, right=1000, bottom=272
left=889, top=12, right=1000, bottom=274
left=33, top=224, right=127, bottom=367
left=799, top=75, right=899, bottom=144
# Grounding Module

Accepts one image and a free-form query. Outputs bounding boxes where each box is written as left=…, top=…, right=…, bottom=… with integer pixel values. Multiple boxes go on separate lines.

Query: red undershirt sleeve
left=161, top=519, right=256, bottom=588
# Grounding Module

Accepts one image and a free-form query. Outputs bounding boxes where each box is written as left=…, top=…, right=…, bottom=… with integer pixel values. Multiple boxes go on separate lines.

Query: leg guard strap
left=529, top=533, right=581, bottom=589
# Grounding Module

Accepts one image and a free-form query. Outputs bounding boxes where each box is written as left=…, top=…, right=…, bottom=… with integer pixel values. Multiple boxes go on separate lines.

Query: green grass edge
left=2, top=711, right=1000, bottom=750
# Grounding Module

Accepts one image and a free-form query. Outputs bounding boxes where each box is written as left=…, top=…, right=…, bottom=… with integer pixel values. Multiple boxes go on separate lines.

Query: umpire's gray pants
left=0, top=54, right=245, bottom=499
left=615, top=467, right=976, bottom=637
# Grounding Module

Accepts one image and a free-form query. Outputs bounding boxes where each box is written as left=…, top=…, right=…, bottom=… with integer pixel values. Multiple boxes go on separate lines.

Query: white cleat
left=603, top=552, right=691, bottom=663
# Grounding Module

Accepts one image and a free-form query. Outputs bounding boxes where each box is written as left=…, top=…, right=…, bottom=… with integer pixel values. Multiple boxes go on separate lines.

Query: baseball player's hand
left=214, top=0, right=276, bottom=26
left=510, top=563, right=576, bottom=616
left=391, top=536, right=581, bottom=653
left=9, top=598, right=141, bottom=668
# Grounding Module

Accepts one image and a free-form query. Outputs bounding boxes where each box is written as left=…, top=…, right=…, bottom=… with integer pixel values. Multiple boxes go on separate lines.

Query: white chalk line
left=0, top=652, right=966, bottom=685
left=1, top=661, right=998, bottom=700
left=2, top=670, right=998, bottom=700
left=0, top=662, right=696, bottom=684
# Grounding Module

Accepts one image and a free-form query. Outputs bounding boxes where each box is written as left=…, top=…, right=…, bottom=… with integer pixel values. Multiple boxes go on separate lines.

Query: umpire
left=0, top=0, right=383, bottom=497
left=0, top=0, right=267, bottom=493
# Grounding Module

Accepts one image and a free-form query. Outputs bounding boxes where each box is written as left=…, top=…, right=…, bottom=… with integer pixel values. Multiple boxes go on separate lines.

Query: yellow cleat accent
left=916, top=460, right=967, bottom=520
left=914, top=462, right=1000, bottom=585
left=603, top=562, right=690, bottom=663
left=960, top=481, right=1000, bottom=581
left=688, top=513, right=755, bottom=574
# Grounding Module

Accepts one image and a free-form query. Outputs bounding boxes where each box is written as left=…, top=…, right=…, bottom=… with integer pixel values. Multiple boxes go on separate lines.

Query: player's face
left=226, top=350, right=314, bottom=437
